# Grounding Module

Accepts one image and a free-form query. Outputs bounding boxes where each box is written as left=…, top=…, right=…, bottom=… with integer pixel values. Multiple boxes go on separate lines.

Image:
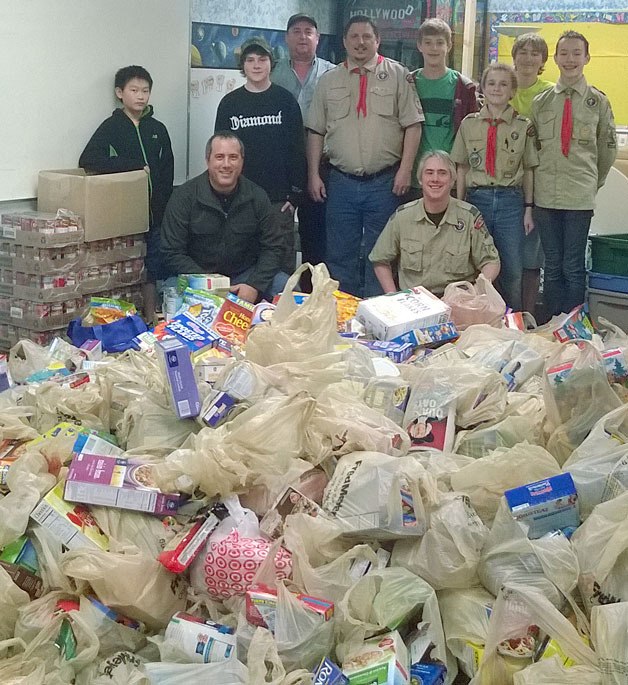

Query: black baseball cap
left=287, top=14, right=318, bottom=31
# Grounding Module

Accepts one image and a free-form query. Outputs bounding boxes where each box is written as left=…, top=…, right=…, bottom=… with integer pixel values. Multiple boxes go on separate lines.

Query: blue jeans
left=325, top=167, right=401, bottom=298
left=466, top=187, right=524, bottom=312
left=534, top=207, right=593, bottom=317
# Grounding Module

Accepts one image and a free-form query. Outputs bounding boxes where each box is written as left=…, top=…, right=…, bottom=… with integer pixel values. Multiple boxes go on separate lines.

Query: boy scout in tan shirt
left=370, top=151, right=500, bottom=295
left=530, top=30, right=616, bottom=318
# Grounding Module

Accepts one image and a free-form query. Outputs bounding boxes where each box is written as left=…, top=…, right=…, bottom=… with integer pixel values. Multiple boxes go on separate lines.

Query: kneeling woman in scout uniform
left=451, top=63, right=539, bottom=312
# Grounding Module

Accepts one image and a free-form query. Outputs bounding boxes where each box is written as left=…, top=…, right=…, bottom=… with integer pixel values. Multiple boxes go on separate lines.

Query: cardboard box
left=357, top=340, right=415, bottom=363
left=0, top=560, right=43, bottom=599
left=246, top=584, right=334, bottom=633
left=390, top=321, right=458, bottom=348
left=38, top=169, right=148, bottom=242
left=314, top=657, right=349, bottom=685
left=157, top=338, right=201, bottom=419
left=30, top=482, right=109, bottom=551
left=356, top=288, right=451, bottom=341
left=505, top=473, right=579, bottom=539
left=260, top=486, right=321, bottom=539
left=342, top=630, right=409, bottom=684
left=0, top=535, right=39, bottom=574
left=64, top=453, right=182, bottom=515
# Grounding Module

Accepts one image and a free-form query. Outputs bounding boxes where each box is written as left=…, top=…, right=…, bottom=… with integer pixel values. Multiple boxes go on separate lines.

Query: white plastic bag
left=571, top=490, right=628, bottom=615
left=543, top=340, right=622, bottom=464
left=477, top=499, right=579, bottom=608
left=563, top=403, right=628, bottom=518
left=592, top=602, right=628, bottom=684
left=450, top=443, right=561, bottom=525
left=0, top=565, right=30, bottom=641
left=513, top=656, right=602, bottom=684
left=245, top=263, right=340, bottom=366
left=61, top=549, right=187, bottom=630
left=392, top=493, right=488, bottom=589
left=473, top=584, right=597, bottom=685
left=321, top=451, right=438, bottom=539
left=439, top=587, right=494, bottom=678
left=335, top=566, right=452, bottom=676
left=142, top=660, right=248, bottom=684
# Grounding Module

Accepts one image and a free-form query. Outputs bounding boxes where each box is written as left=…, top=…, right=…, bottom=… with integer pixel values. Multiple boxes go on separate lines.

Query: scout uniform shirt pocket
left=400, top=239, right=422, bottom=273
left=445, top=244, right=470, bottom=275
left=536, top=111, right=556, bottom=141
left=467, top=136, right=485, bottom=168
left=573, top=116, right=594, bottom=147
left=370, top=86, right=395, bottom=117
left=328, top=87, right=351, bottom=120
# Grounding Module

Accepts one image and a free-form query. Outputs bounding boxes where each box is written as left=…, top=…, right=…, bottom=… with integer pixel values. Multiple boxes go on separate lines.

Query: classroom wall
left=191, top=0, right=336, bottom=33
left=486, top=0, right=628, bottom=125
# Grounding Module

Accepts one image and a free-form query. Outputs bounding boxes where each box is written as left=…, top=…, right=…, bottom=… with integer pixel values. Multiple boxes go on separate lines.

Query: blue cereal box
left=314, top=657, right=349, bottom=685
left=358, top=340, right=414, bottom=363
left=505, top=473, right=579, bottom=539
left=157, top=338, right=201, bottom=419
left=390, top=321, right=459, bottom=348
left=410, top=664, right=446, bottom=685
left=165, top=311, right=218, bottom=355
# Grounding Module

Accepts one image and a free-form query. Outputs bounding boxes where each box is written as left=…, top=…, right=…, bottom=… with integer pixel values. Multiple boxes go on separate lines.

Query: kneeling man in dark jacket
left=161, top=131, right=288, bottom=303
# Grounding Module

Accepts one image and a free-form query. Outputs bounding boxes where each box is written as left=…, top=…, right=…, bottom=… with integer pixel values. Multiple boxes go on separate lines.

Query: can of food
left=164, top=612, right=236, bottom=663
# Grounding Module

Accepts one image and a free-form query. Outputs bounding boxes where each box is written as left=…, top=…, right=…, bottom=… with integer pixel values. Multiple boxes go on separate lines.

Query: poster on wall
left=191, top=23, right=336, bottom=69
left=344, top=0, right=425, bottom=38
left=189, top=67, right=246, bottom=178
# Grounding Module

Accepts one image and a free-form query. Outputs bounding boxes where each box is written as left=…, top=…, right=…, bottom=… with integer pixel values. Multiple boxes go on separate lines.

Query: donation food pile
left=1, top=262, right=627, bottom=685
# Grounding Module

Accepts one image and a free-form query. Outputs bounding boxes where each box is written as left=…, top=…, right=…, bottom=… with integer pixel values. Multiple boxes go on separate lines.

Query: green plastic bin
left=590, top=234, right=628, bottom=276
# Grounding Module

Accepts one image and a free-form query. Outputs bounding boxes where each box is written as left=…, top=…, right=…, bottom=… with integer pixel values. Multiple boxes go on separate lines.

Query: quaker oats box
left=64, top=453, right=182, bottom=515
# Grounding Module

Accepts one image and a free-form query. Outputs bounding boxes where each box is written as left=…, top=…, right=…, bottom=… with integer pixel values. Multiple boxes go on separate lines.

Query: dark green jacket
left=160, top=173, right=284, bottom=294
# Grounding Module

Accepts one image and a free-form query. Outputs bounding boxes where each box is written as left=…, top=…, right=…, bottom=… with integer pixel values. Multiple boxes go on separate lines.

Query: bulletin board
left=0, top=0, right=191, bottom=201
left=496, top=22, right=628, bottom=126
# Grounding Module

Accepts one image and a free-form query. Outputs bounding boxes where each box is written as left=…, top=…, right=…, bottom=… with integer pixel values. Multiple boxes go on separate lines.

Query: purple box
left=64, top=453, right=182, bottom=515
left=157, top=338, right=201, bottom=419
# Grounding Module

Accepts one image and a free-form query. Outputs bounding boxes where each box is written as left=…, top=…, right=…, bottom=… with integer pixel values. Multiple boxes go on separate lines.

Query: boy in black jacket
left=79, top=65, right=174, bottom=323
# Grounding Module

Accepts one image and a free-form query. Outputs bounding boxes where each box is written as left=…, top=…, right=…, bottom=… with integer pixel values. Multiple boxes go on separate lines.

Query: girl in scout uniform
left=451, top=63, right=538, bottom=312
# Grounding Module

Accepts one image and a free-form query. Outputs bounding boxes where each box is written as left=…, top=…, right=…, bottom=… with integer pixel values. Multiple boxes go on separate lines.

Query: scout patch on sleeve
left=586, top=96, right=597, bottom=107
left=526, top=124, right=537, bottom=137
left=471, top=209, right=486, bottom=231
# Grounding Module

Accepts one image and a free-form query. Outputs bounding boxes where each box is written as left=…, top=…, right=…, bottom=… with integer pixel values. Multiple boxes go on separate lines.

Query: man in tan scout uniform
left=530, top=30, right=616, bottom=319
left=306, top=14, right=423, bottom=298
left=369, top=151, right=500, bottom=295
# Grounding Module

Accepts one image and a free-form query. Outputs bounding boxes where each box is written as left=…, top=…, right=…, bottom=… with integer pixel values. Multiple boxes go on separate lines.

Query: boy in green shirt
left=407, top=18, right=478, bottom=197
left=511, top=33, right=554, bottom=317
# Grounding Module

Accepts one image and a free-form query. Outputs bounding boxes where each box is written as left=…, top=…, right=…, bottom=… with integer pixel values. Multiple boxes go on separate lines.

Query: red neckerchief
left=561, top=91, right=573, bottom=157
left=345, top=54, right=385, bottom=118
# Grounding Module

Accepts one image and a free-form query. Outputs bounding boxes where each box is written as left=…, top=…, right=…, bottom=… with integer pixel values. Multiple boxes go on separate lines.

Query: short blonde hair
left=481, top=63, right=518, bottom=94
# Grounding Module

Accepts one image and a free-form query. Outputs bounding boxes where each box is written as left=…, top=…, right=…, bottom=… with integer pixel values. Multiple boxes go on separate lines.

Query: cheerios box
left=64, top=453, right=182, bottom=515
left=342, top=630, right=410, bottom=684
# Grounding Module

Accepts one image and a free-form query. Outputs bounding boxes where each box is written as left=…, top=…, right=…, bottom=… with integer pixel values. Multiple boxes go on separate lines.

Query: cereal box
left=314, top=657, right=349, bottom=685
left=211, top=293, right=255, bottom=345
left=505, top=473, right=579, bottom=539
left=390, top=321, right=458, bottom=348
left=157, top=338, right=202, bottom=419
left=342, top=630, right=410, bottom=684
left=356, top=288, right=451, bottom=341
left=30, top=482, right=110, bottom=551
left=64, top=454, right=182, bottom=515
left=246, top=584, right=334, bottom=633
